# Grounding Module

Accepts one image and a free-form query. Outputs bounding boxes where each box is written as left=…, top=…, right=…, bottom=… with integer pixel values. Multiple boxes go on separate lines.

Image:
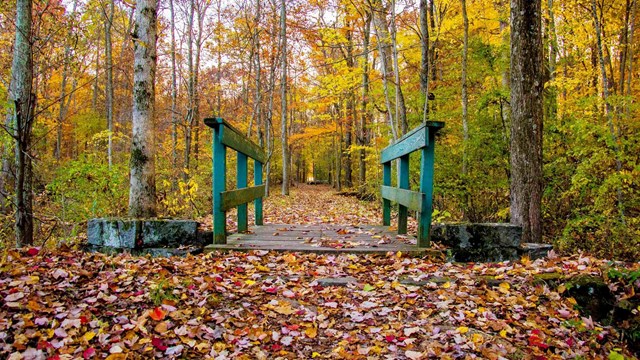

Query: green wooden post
left=382, top=162, right=391, bottom=226
left=418, top=130, right=436, bottom=247
left=237, top=152, right=248, bottom=232
left=398, top=155, right=410, bottom=234
left=212, top=121, right=227, bottom=244
left=254, top=160, right=263, bottom=225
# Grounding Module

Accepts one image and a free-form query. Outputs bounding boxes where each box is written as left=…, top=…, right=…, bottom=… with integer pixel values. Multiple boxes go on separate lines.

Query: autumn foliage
left=0, top=0, right=638, bottom=260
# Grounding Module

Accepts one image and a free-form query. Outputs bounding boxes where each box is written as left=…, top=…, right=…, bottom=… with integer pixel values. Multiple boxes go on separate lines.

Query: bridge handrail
left=205, top=117, right=266, bottom=244
left=380, top=121, right=444, bottom=247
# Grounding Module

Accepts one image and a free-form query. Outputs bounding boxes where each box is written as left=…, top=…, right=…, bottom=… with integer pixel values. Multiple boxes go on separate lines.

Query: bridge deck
left=204, top=223, right=442, bottom=255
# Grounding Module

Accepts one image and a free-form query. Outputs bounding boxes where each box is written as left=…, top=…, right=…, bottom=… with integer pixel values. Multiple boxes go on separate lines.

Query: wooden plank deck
left=204, top=223, right=443, bottom=256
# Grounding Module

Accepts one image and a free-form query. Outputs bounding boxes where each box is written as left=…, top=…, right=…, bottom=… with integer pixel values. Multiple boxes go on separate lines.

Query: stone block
left=431, top=223, right=522, bottom=262
left=87, top=218, right=199, bottom=251
left=87, top=218, right=140, bottom=248
left=142, top=219, right=198, bottom=247
left=519, top=243, right=553, bottom=260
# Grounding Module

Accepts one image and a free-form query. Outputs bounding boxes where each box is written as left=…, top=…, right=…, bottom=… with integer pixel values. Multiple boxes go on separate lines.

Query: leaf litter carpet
left=1, top=185, right=638, bottom=359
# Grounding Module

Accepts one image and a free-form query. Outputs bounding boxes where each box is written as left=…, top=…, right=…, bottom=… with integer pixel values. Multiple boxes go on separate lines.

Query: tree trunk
left=129, top=0, right=158, bottom=218
left=344, top=22, right=354, bottom=188
left=184, top=0, right=195, bottom=180
left=280, top=0, right=289, bottom=195
left=510, top=0, right=543, bottom=244
left=359, top=10, right=372, bottom=191
left=429, top=0, right=438, bottom=81
left=169, top=0, right=178, bottom=182
left=420, top=0, right=430, bottom=122
left=461, top=0, right=469, bottom=175
left=591, top=0, right=626, bottom=222
left=390, top=0, right=408, bottom=135
left=627, top=0, right=637, bottom=99
left=250, top=0, right=262, bottom=141
left=546, top=0, right=558, bottom=121
left=93, top=37, right=100, bottom=111
left=10, top=0, right=35, bottom=247
left=372, top=0, right=397, bottom=140
left=105, top=0, right=114, bottom=168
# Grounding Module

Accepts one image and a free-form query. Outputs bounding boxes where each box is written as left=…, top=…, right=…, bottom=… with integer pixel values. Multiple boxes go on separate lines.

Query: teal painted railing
left=205, top=118, right=266, bottom=244
left=380, top=121, right=444, bottom=247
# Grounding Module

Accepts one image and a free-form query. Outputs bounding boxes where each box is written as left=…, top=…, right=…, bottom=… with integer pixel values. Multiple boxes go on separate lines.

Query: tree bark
left=280, top=0, right=289, bottom=195
left=371, top=0, right=397, bottom=140
left=509, top=0, right=544, bottom=244
left=250, top=0, right=262, bottom=142
left=184, top=0, right=195, bottom=179
left=420, top=0, right=430, bottom=121
left=129, top=0, right=157, bottom=218
left=169, top=0, right=178, bottom=181
left=344, top=21, right=354, bottom=188
left=461, top=0, right=469, bottom=175
left=389, top=0, right=408, bottom=135
left=359, top=10, right=372, bottom=191
left=105, top=0, right=114, bottom=168
left=546, top=0, right=558, bottom=121
left=10, top=0, right=35, bottom=247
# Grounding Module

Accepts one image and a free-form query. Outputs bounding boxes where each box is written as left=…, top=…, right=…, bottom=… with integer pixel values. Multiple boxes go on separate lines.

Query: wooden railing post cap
left=204, top=117, right=225, bottom=128
left=426, top=121, right=445, bottom=131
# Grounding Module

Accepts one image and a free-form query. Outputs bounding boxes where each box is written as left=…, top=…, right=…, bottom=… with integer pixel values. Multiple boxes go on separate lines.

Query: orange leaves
left=149, top=307, right=166, bottom=321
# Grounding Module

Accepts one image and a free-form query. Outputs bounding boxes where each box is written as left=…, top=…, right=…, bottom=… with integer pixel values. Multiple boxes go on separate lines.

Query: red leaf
left=264, top=287, right=278, bottom=294
left=271, top=343, right=282, bottom=351
left=47, top=356, right=60, bottom=360
left=385, top=335, right=396, bottom=343
left=152, top=337, right=168, bottom=351
left=27, top=248, right=39, bottom=256
left=37, top=341, right=53, bottom=350
left=83, top=347, right=96, bottom=359
left=80, top=316, right=89, bottom=324
left=149, top=307, right=166, bottom=321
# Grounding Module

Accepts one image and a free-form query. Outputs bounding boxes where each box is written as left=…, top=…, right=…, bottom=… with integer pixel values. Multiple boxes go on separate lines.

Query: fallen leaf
left=149, top=307, right=165, bottom=321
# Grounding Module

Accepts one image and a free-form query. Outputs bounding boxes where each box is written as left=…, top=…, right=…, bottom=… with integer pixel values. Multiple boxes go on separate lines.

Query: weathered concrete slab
left=142, top=220, right=198, bottom=247
left=87, top=218, right=199, bottom=250
left=431, top=223, right=522, bottom=262
left=88, top=219, right=139, bottom=248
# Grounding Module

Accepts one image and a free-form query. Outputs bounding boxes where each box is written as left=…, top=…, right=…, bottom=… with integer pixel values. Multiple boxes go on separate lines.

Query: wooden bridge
left=203, top=117, right=444, bottom=254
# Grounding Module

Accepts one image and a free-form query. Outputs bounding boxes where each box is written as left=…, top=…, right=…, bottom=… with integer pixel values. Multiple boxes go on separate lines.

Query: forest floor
left=1, top=185, right=639, bottom=359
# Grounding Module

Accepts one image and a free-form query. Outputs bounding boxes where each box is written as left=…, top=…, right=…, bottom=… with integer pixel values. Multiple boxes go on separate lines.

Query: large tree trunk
left=461, top=0, right=469, bottom=175
left=280, top=0, right=289, bottom=195
left=510, top=0, right=543, bottom=244
left=10, top=0, right=35, bottom=247
left=105, top=0, right=114, bottom=168
left=129, top=0, right=157, bottom=218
